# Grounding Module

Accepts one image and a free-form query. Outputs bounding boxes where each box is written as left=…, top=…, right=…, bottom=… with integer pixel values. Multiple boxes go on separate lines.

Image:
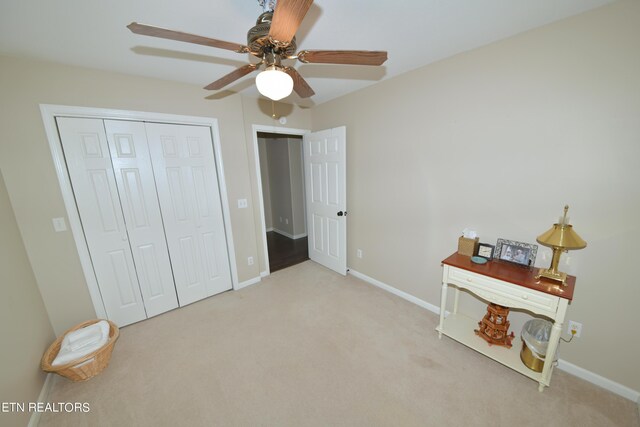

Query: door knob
left=337, top=211, right=347, bottom=217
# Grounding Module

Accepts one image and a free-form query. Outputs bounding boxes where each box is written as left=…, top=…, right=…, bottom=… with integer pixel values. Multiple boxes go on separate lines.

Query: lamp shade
left=536, top=224, right=586, bottom=250
left=255, top=66, right=293, bottom=101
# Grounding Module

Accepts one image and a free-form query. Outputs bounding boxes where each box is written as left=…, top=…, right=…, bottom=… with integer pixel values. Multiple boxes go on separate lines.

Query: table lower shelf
left=436, top=313, right=548, bottom=385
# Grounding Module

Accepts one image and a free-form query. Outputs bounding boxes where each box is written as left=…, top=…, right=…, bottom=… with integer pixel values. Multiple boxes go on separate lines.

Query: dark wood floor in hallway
left=267, top=231, right=309, bottom=272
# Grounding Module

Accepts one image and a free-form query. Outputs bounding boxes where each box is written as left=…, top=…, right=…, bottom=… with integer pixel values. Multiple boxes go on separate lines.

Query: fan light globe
left=256, top=66, right=293, bottom=101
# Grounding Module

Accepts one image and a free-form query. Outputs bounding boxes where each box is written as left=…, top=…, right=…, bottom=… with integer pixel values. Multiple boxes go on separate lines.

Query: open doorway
left=257, top=131, right=308, bottom=272
left=254, top=124, right=347, bottom=276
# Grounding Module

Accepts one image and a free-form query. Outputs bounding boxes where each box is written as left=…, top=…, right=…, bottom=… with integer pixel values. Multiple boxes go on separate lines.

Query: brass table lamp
left=535, top=205, right=586, bottom=285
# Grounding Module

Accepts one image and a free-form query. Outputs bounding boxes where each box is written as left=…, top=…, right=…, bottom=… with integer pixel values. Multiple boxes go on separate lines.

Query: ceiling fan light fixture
left=256, top=66, right=293, bottom=101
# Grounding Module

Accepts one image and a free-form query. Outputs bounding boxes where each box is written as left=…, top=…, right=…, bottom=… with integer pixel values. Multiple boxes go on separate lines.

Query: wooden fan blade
left=269, top=0, right=313, bottom=45
left=297, top=50, right=388, bottom=66
left=127, top=22, right=248, bottom=53
left=284, top=67, right=315, bottom=98
left=204, top=64, right=258, bottom=90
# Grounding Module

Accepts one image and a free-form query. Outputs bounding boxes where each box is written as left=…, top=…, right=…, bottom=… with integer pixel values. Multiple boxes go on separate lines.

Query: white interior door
left=145, top=122, right=232, bottom=306
left=104, top=120, right=179, bottom=316
left=57, top=117, right=147, bottom=326
left=303, top=126, right=347, bottom=275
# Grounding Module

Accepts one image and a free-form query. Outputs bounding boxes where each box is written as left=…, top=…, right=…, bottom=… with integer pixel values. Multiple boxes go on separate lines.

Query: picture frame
left=475, top=243, right=495, bottom=260
left=494, top=238, right=537, bottom=267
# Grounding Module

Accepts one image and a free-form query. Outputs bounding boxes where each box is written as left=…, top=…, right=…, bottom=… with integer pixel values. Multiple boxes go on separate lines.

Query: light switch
left=52, top=217, right=67, bottom=232
left=237, top=199, right=248, bottom=208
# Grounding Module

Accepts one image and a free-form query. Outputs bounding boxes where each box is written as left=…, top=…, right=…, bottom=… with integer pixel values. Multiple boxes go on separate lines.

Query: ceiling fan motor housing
left=247, top=12, right=297, bottom=58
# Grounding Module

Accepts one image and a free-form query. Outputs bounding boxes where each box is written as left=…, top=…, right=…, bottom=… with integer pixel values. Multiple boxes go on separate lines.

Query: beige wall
left=0, top=170, right=56, bottom=426
left=267, top=138, right=295, bottom=235
left=258, top=138, right=273, bottom=230
left=311, top=0, right=640, bottom=392
left=288, top=139, right=306, bottom=237
left=0, top=56, right=305, bottom=334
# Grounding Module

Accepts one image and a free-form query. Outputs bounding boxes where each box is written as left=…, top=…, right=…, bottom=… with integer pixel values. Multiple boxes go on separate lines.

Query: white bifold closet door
left=103, top=120, right=180, bottom=315
left=57, top=117, right=232, bottom=326
left=145, top=123, right=232, bottom=306
left=57, top=117, right=178, bottom=326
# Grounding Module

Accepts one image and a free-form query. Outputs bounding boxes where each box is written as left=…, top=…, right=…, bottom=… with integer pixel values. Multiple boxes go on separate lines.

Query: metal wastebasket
left=520, top=319, right=552, bottom=372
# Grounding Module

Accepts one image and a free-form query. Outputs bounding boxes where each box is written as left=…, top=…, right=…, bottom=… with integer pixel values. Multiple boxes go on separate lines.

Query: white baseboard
left=348, top=269, right=442, bottom=315
left=556, top=359, right=640, bottom=402
left=28, top=373, right=54, bottom=427
left=272, top=228, right=307, bottom=240
left=272, top=228, right=292, bottom=238
left=347, top=267, right=640, bottom=403
left=236, top=276, right=261, bottom=290
left=260, top=270, right=270, bottom=278
left=266, top=227, right=274, bottom=232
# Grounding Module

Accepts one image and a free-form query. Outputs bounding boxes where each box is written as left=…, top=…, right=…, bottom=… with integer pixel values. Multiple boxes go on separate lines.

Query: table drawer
left=448, top=267, right=559, bottom=315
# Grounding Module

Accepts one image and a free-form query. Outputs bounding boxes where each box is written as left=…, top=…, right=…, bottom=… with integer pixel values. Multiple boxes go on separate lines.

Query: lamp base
left=535, top=268, right=568, bottom=285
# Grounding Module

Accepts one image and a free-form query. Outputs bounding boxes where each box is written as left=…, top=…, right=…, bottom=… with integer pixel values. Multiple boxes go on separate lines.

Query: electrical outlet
left=285, top=218, right=289, bottom=224
left=356, top=249, right=363, bottom=259
left=52, top=217, right=67, bottom=232
left=568, top=320, right=582, bottom=338
left=237, top=198, right=248, bottom=209
left=247, top=256, right=254, bottom=266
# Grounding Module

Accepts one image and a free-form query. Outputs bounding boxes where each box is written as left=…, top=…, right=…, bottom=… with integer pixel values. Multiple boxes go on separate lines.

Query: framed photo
left=475, top=243, right=495, bottom=259
left=494, top=238, right=537, bottom=267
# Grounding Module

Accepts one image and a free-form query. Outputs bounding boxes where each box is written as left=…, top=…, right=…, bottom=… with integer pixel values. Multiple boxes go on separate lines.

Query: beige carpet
left=41, top=261, right=639, bottom=426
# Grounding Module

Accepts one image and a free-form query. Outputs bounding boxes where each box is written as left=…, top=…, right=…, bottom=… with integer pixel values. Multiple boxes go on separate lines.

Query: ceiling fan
left=127, top=0, right=388, bottom=100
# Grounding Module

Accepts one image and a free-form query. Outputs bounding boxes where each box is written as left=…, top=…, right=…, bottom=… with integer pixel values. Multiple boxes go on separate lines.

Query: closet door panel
left=56, top=117, right=147, bottom=326
left=157, top=156, right=208, bottom=305
left=146, top=123, right=232, bottom=306
left=104, top=120, right=179, bottom=316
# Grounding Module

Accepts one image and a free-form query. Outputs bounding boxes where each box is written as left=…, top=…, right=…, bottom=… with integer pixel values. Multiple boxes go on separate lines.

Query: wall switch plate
left=247, top=256, right=254, bottom=266
left=285, top=218, right=289, bottom=224
left=52, top=217, right=67, bottom=232
left=356, top=249, right=363, bottom=258
left=237, top=199, right=248, bottom=208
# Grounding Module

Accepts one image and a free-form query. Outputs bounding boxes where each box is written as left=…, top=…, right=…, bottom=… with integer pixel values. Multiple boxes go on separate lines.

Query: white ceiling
left=0, top=0, right=613, bottom=106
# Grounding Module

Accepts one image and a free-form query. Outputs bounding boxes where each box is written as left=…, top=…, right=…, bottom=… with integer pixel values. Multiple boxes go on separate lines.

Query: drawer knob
left=522, top=294, right=529, bottom=300
left=467, top=278, right=472, bottom=282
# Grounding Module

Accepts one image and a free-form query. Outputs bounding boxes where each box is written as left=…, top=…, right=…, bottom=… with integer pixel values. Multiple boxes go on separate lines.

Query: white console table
left=436, top=253, right=575, bottom=391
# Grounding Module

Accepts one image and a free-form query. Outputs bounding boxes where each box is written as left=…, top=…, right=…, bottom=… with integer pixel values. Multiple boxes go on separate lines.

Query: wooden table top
left=442, top=252, right=575, bottom=301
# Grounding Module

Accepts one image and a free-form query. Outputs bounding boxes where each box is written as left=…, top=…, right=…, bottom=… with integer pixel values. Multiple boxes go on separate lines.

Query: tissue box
left=458, top=236, right=479, bottom=257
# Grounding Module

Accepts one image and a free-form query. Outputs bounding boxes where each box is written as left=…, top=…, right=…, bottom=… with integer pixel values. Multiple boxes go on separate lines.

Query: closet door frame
left=40, top=104, right=239, bottom=319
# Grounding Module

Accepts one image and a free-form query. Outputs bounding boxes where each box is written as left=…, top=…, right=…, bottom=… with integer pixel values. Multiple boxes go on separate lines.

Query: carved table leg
left=438, top=280, right=448, bottom=339
left=453, top=287, right=460, bottom=315
left=539, top=299, right=568, bottom=392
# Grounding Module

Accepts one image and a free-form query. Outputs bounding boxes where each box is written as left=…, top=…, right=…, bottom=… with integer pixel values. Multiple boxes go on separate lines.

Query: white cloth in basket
left=52, top=321, right=110, bottom=366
